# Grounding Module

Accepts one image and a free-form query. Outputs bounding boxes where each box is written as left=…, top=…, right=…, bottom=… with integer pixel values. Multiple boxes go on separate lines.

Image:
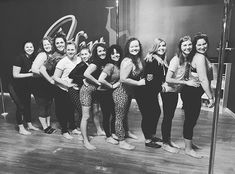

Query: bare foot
left=84, top=142, right=96, bottom=150
left=112, top=133, right=119, bottom=140
left=170, top=141, right=180, bottom=149
left=126, top=131, right=138, bottom=140
left=106, top=137, right=119, bottom=145
left=185, top=149, right=202, bottom=159
left=119, top=141, right=135, bottom=150
left=63, top=133, right=74, bottom=140
left=162, top=143, right=179, bottom=153
left=19, top=129, right=31, bottom=135
left=28, top=125, right=40, bottom=131
left=192, top=143, right=201, bottom=150
left=71, top=129, right=81, bottom=135
left=97, top=130, right=106, bottom=136
left=78, top=135, right=84, bottom=141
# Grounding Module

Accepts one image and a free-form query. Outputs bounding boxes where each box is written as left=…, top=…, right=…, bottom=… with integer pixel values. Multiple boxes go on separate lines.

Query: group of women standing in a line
left=9, top=31, right=214, bottom=158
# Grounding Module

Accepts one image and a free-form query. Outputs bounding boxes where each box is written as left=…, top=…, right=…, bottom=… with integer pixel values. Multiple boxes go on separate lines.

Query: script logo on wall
left=43, top=15, right=105, bottom=51
left=43, top=7, right=129, bottom=50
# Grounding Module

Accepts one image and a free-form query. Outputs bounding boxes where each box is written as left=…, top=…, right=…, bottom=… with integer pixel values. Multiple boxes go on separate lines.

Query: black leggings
left=134, top=86, right=161, bottom=140
left=68, top=87, right=82, bottom=127
left=161, top=92, right=178, bottom=143
left=97, top=90, right=115, bottom=138
left=54, top=86, right=76, bottom=134
left=31, top=78, right=53, bottom=118
left=180, top=86, right=204, bottom=140
left=8, top=83, right=31, bottom=125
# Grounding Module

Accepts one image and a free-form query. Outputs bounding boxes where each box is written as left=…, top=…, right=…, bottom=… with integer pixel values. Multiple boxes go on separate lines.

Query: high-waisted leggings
left=97, top=89, right=116, bottom=138
left=180, top=85, right=204, bottom=140
left=54, top=86, right=76, bottom=134
left=31, top=78, right=53, bottom=118
left=8, top=83, right=32, bottom=125
left=161, top=92, right=178, bottom=143
left=114, top=84, right=161, bottom=140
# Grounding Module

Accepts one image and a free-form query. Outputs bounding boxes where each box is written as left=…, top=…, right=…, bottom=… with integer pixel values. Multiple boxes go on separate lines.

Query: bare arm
left=12, top=66, right=33, bottom=78
left=53, top=68, right=75, bottom=89
left=84, top=63, right=101, bottom=86
left=98, top=72, right=112, bottom=88
left=166, top=70, right=199, bottom=87
left=194, top=54, right=213, bottom=99
left=31, top=52, right=47, bottom=75
left=39, top=65, right=54, bottom=84
left=120, top=58, right=145, bottom=86
left=165, top=70, right=186, bottom=85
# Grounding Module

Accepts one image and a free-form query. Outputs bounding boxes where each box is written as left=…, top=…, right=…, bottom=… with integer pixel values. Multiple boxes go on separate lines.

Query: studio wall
left=127, top=0, right=235, bottom=113
left=0, top=0, right=125, bottom=87
left=128, top=0, right=223, bottom=61
left=1, top=0, right=234, bottom=113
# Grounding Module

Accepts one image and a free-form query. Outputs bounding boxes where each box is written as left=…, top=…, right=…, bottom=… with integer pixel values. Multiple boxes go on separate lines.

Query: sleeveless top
left=121, top=58, right=144, bottom=95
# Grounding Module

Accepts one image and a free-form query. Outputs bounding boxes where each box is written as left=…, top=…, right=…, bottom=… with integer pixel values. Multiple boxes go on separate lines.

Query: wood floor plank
left=1, top=96, right=235, bottom=174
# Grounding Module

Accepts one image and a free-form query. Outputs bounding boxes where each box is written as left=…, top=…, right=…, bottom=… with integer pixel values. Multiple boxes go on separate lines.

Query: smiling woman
left=10, top=41, right=39, bottom=135
left=53, top=41, right=81, bottom=140
left=31, top=37, right=56, bottom=134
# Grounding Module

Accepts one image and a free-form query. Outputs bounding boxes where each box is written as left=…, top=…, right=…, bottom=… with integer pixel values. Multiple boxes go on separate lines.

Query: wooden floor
left=0, top=95, right=235, bottom=174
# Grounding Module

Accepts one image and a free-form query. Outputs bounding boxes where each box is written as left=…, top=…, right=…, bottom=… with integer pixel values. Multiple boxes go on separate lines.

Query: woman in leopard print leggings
left=113, top=38, right=145, bottom=150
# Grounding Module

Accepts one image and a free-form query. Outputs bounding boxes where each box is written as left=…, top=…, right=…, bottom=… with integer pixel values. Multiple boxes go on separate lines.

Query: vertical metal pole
left=116, top=0, right=119, bottom=45
left=208, top=0, right=232, bottom=173
left=0, top=77, right=8, bottom=118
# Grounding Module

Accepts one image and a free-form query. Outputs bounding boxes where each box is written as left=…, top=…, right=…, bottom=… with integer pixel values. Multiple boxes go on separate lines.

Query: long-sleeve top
left=144, top=59, right=166, bottom=94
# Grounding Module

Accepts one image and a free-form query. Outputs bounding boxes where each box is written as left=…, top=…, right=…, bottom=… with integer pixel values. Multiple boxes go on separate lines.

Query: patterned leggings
left=113, top=85, right=132, bottom=141
left=80, top=84, right=97, bottom=107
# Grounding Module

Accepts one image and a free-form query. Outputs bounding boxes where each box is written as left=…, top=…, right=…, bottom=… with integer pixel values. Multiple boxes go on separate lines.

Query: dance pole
left=208, top=0, right=232, bottom=173
left=0, top=77, right=8, bottom=118
left=116, top=0, right=119, bottom=44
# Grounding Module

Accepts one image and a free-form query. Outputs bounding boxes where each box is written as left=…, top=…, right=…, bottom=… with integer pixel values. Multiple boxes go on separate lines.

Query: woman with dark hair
left=40, top=32, right=67, bottom=82
left=113, top=38, right=145, bottom=150
left=180, top=33, right=214, bottom=158
left=31, top=37, right=56, bottom=134
left=98, top=44, right=123, bottom=145
left=53, top=41, right=81, bottom=139
left=11, top=41, right=39, bottom=135
left=39, top=32, right=70, bottom=137
left=80, top=43, right=107, bottom=150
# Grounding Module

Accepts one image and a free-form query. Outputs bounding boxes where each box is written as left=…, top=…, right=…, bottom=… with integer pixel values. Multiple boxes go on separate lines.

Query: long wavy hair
left=53, top=32, right=67, bottom=54
left=189, top=32, right=209, bottom=63
left=148, top=38, right=166, bottom=60
left=124, top=37, right=143, bottom=69
left=90, top=43, right=108, bottom=66
left=106, top=44, right=123, bottom=68
left=176, top=35, right=192, bottom=65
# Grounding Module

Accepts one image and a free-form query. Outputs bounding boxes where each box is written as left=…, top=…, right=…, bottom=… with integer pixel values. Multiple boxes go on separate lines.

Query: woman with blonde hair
left=53, top=41, right=81, bottom=139
left=143, top=38, right=168, bottom=148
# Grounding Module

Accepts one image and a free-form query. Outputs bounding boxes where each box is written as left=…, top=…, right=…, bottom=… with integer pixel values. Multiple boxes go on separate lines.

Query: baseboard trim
left=224, top=108, right=235, bottom=119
